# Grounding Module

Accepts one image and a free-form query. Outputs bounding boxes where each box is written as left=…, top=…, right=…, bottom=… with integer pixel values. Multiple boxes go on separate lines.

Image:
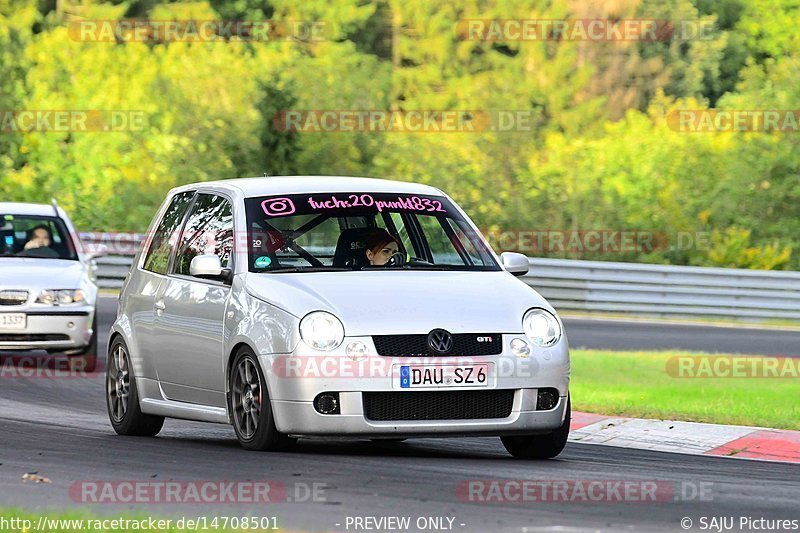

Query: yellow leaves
left=5, top=165, right=36, bottom=189
left=708, top=227, right=793, bottom=270
left=149, top=2, right=218, bottom=21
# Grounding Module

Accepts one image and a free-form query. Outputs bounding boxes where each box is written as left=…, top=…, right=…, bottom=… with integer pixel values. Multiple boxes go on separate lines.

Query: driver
left=24, top=225, right=53, bottom=250
left=363, top=228, right=400, bottom=266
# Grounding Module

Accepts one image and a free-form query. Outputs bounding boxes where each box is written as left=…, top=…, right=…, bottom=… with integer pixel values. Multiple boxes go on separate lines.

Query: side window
left=173, top=194, right=234, bottom=277
left=142, top=192, right=194, bottom=274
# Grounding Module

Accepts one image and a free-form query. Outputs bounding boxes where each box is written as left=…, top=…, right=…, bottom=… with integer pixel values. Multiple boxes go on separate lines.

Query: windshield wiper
left=260, top=266, right=352, bottom=273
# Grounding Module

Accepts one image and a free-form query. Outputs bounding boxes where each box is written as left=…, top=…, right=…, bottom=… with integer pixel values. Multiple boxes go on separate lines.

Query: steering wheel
left=386, top=252, right=408, bottom=267
left=16, top=247, right=60, bottom=259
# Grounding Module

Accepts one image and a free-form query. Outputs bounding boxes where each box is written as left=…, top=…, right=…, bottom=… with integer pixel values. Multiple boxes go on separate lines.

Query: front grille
left=0, top=290, right=28, bottom=306
left=363, top=390, right=515, bottom=421
left=372, top=333, right=503, bottom=357
left=0, top=334, right=70, bottom=342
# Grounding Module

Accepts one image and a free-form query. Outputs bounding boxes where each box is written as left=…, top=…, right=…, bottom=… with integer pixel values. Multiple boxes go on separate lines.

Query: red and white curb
left=570, top=412, right=800, bottom=464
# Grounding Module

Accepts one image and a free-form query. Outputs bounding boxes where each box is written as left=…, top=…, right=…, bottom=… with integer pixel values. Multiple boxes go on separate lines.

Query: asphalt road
left=563, top=317, right=800, bottom=357
left=0, top=297, right=797, bottom=532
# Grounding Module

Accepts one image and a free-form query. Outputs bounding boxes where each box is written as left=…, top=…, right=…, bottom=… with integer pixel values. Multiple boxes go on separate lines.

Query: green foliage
left=707, top=228, right=792, bottom=270
left=0, top=0, right=798, bottom=269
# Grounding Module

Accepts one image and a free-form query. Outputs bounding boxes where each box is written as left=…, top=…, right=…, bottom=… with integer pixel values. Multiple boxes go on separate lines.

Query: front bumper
left=0, top=308, right=94, bottom=351
left=271, top=392, right=568, bottom=437
left=259, top=334, right=570, bottom=437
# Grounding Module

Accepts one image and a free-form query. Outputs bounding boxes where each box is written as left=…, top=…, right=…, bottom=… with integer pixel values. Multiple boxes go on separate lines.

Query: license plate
left=399, top=364, right=489, bottom=389
left=0, top=313, right=26, bottom=330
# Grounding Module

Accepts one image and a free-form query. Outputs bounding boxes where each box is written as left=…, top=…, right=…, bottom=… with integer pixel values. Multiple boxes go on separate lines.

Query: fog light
left=536, top=388, right=559, bottom=411
left=346, top=341, right=368, bottom=361
left=314, top=392, right=340, bottom=415
left=510, top=338, right=531, bottom=358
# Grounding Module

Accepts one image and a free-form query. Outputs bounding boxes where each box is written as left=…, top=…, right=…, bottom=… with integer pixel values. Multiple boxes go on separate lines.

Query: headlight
left=522, top=308, right=561, bottom=347
left=36, top=289, right=85, bottom=306
left=299, top=311, right=345, bottom=351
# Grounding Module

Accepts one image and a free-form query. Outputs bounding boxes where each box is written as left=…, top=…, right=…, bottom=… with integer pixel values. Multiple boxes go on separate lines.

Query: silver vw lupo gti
left=108, top=176, right=570, bottom=458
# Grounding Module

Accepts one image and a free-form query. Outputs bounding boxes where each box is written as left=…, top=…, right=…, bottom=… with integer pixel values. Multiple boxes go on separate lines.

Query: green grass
left=0, top=509, right=282, bottom=532
left=570, top=349, right=800, bottom=430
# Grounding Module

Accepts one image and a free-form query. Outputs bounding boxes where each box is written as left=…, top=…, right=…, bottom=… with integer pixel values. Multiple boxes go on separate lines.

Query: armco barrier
left=81, top=232, right=145, bottom=289
left=522, top=258, right=800, bottom=321
left=81, top=233, right=800, bottom=322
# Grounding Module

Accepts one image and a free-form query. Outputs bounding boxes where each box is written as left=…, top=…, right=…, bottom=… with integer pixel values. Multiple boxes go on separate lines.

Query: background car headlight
left=36, top=289, right=85, bottom=305
left=522, top=308, right=561, bottom=347
left=300, top=311, right=345, bottom=351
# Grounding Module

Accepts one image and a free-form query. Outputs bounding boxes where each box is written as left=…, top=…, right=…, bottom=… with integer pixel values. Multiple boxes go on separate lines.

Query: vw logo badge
left=428, top=329, right=453, bottom=354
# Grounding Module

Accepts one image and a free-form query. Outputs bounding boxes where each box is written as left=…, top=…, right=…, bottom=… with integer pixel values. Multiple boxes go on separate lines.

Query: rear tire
left=106, top=337, right=164, bottom=437
left=501, top=396, right=570, bottom=459
left=229, top=347, right=296, bottom=452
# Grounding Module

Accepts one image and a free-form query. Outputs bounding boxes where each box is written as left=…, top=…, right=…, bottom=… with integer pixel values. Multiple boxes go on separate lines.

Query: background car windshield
left=0, top=214, right=77, bottom=260
left=244, top=193, right=500, bottom=272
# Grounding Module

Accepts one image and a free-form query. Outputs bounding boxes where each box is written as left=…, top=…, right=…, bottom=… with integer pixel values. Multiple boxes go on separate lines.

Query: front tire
left=106, top=337, right=164, bottom=436
left=229, top=347, right=296, bottom=452
left=501, top=396, right=570, bottom=459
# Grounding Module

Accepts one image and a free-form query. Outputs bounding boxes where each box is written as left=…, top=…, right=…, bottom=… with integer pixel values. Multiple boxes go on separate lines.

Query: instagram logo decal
left=261, top=197, right=296, bottom=217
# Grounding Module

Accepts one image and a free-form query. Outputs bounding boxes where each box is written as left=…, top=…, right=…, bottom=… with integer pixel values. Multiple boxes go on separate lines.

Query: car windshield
left=244, top=192, right=500, bottom=272
left=0, top=214, right=78, bottom=260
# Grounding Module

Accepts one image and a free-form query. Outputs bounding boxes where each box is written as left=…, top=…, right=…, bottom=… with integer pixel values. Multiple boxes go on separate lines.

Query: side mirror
left=190, top=254, right=232, bottom=284
left=500, top=251, right=529, bottom=277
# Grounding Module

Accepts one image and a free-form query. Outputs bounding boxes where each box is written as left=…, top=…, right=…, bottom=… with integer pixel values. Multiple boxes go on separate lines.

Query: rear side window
left=173, top=193, right=234, bottom=277
left=142, top=192, right=194, bottom=274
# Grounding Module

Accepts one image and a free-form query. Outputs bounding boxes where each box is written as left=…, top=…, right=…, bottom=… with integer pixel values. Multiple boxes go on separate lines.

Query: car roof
left=0, top=202, right=67, bottom=217
left=171, top=176, right=446, bottom=198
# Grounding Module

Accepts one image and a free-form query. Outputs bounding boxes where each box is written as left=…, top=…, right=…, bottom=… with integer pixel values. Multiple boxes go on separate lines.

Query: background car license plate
left=0, top=313, right=26, bottom=330
left=399, top=364, right=489, bottom=388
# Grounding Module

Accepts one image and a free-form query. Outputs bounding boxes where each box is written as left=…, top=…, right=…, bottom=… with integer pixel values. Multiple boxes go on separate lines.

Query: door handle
left=154, top=300, right=166, bottom=312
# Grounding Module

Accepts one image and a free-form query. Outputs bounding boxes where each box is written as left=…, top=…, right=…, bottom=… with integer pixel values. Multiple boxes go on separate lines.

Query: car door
left=152, top=192, right=234, bottom=407
left=131, top=191, right=195, bottom=372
